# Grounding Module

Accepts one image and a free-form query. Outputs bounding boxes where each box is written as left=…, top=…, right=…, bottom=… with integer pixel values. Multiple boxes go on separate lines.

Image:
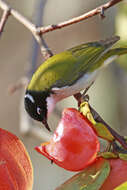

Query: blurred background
left=0, top=0, right=127, bottom=189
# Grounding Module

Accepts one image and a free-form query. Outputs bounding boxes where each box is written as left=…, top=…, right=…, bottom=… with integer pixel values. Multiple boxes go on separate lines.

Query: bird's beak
left=42, top=119, right=51, bottom=132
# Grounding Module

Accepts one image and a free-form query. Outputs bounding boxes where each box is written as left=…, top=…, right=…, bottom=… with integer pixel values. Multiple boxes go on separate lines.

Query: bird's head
left=24, top=90, right=51, bottom=131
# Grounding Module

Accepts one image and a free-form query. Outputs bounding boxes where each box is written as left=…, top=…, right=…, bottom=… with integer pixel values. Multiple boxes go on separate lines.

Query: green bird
left=24, top=36, right=127, bottom=131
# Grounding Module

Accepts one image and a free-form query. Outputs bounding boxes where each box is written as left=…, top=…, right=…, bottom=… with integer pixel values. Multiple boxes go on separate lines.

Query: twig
left=34, top=34, right=53, bottom=60
left=0, top=0, right=52, bottom=59
left=0, top=7, right=10, bottom=35
left=38, top=0, right=123, bottom=34
left=0, top=0, right=123, bottom=58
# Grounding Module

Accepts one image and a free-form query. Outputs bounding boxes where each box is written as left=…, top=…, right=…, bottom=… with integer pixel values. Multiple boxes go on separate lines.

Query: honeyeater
left=24, top=36, right=127, bottom=131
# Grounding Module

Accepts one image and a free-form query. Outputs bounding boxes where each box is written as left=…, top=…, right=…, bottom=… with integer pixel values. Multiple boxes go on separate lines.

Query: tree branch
left=38, top=0, right=123, bottom=35
left=0, top=0, right=123, bottom=58
left=0, top=0, right=52, bottom=59
left=0, top=6, right=10, bottom=35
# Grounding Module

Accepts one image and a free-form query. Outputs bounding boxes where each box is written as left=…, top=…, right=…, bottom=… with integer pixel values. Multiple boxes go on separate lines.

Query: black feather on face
left=24, top=90, right=51, bottom=131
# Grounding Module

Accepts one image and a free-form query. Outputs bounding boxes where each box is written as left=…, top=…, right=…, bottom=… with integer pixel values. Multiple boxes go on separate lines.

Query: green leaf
left=99, top=152, right=118, bottom=159
left=79, top=102, right=114, bottom=141
left=115, top=181, right=127, bottom=190
left=55, top=159, right=110, bottom=190
left=94, top=123, right=114, bottom=141
left=119, top=153, right=127, bottom=161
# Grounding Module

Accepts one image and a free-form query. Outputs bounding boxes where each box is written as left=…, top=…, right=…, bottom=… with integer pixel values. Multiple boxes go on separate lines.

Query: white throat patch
left=46, top=95, right=57, bottom=116
left=25, top=94, right=35, bottom=103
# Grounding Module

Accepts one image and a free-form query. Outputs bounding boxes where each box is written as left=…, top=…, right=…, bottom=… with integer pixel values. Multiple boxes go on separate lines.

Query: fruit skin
left=35, top=108, right=100, bottom=171
left=0, top=128, right=33, bottom=190
left=100, top=158, right=127, bottom=190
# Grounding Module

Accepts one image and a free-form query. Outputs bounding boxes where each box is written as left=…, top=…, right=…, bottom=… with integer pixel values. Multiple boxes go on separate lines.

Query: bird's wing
left=27, top=36, right=119, bottom=91
left=52, top=36, right=120, bottom=88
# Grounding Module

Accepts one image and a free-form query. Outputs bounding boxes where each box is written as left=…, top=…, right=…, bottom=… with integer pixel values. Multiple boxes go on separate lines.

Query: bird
left=24, top=36, right=127, bottom=131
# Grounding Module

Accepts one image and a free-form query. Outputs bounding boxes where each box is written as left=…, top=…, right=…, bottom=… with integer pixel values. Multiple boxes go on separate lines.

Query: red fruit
left=0, top=128, right=33, bottom=190
left=100, top=158, right=127, bottom=190
left=35, top=108, right=100, bottom=171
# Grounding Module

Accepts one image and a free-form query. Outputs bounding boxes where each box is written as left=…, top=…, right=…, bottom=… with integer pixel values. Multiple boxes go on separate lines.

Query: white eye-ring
left=37, top=107, right=41, bottom=115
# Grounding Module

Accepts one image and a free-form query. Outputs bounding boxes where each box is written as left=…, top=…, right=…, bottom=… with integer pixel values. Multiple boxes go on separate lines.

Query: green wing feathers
left=67, top=36, right=120, bottom=73
left=27, top=36, right=127, bottom=91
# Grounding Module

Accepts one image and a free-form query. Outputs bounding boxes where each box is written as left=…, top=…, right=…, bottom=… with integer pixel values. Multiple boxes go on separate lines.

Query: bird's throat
left=46, top=95, right=57, bottom=116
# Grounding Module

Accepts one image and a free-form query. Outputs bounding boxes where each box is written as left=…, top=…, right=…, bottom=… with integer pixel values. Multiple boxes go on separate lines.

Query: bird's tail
left=98, top=47, right=127, bottom=67
left=99, top=36, right=120, bottom=47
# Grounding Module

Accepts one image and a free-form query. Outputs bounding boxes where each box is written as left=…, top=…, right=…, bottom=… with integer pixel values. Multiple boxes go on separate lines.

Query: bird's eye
left=37, top=107, right=41, bottom=115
